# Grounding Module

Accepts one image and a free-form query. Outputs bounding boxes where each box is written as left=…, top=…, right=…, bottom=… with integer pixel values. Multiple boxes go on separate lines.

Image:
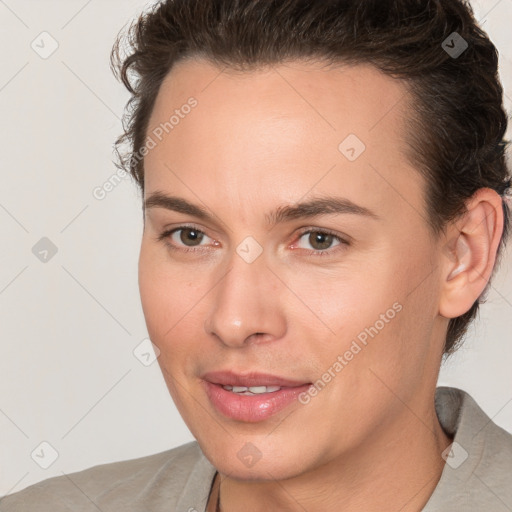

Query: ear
left=438, top=187, right=505, bottom=319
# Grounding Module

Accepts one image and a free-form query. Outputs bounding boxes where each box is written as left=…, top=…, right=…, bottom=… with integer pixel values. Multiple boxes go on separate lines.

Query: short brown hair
left=111, top=0, right=511, bottom=356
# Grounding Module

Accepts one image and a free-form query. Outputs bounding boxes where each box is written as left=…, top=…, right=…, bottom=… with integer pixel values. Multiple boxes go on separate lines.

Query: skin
left=138, top=57, right=504, bottom=511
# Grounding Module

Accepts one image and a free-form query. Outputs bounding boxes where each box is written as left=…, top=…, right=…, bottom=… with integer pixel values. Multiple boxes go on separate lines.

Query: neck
left=208, top=398, right=452, bottom=512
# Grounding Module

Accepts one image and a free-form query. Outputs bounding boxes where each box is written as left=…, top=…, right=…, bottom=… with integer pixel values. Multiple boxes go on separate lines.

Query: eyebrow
left=144, top=191, right=380, bottom=226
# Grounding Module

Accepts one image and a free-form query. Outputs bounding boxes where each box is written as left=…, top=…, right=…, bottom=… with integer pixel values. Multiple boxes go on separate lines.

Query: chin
left=197, top=436, right=313, bottom=481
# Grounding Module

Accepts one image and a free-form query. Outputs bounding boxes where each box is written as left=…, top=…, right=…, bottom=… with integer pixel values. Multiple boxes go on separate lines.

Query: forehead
left=144, top=57, right=426, bottom=228
left=149, top=57, right=411, bottom=140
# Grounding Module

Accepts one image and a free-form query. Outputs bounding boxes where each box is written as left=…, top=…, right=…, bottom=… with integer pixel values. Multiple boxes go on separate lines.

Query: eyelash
left=156, top=224, right=350, bottom=257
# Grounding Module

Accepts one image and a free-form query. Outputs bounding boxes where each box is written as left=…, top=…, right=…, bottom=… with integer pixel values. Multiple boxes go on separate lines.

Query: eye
left=157, top=225, right=216, bottom=252
left=293, top=229, right=349, bottom=256
left=172, top=227, right=208, bottom=247
left=157, top=225, right=349, bottom=257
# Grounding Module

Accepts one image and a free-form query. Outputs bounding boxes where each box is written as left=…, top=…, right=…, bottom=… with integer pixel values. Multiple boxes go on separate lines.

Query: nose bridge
left=204, top=245, right=285, bottom=347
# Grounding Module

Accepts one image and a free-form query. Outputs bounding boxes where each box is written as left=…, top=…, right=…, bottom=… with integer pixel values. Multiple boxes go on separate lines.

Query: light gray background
left=1, top=0, right=511, bottom=496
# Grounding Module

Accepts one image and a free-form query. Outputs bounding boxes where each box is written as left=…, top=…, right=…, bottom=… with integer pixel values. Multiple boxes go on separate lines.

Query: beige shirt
left=1, top=386, right=511, bottom=511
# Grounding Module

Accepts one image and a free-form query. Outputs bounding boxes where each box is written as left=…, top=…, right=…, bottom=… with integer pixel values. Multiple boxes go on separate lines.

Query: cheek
left=138, top=241, right=208, bottom=371
left=284, top=261, right=401, bottom=352
left=330, top=260, right=440, bottom=412
left=138, top=247, right=169, bottom=339
left=138, top=244, right=182, bottom=358
left=139, top=241, right=195, bottom=329
left=295, top=255, right=425, bottom=391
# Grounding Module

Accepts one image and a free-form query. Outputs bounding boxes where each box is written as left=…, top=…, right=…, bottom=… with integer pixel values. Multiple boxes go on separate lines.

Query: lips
left=201, top=370, right=312, bottom=422
left=202, top=370, right=309, bottom=388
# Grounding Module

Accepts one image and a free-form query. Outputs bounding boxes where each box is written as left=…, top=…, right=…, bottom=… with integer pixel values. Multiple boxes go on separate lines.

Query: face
left=138, top=57, right=449, bottom=479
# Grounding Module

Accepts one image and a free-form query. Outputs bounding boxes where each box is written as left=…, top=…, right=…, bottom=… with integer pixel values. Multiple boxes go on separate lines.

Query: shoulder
left=437, top=386, right=512, bottom=463
left=430, top=386, right=512, bottom=510
left=466, top=391, right=512, bottom=489
left=0, top=440, right=208, bottom=511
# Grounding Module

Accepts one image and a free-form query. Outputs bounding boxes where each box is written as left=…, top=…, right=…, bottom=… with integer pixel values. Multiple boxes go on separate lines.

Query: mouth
left=220, top=384, right=283, bottom=395
left=202, top=370, right=309, bottom=388
left=201, top=370, right=312, bottom=422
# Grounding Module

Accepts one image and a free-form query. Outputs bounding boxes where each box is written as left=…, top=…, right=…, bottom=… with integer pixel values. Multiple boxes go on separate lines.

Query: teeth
left=249, top=386, right=281, bottom=393
left=222, top=385, right=282, bottom=394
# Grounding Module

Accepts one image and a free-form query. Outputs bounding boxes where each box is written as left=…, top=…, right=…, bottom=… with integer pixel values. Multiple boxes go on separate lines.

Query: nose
left=204, top=248, right=287, bottom=348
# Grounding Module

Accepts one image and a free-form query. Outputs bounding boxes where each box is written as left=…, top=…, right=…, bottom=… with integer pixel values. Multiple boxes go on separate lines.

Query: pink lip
left=202, top=370, right=312, bottom=422
left=202, top=370, right=309, bottom=388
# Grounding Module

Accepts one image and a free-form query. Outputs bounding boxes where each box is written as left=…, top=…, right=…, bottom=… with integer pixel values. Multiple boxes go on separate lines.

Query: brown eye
left=293, top=228, right=349, bottom=257
left=297, top=231, right=341, bottom=251
left=157, top=225, right=217, bottom=254
left=308, top=232, right=335, bottom=251
left=178, top=228, right=205, bottom=247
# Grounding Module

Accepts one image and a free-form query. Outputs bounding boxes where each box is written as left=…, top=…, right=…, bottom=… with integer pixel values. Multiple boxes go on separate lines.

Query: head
left=111, top=0, right=511, bottom=480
